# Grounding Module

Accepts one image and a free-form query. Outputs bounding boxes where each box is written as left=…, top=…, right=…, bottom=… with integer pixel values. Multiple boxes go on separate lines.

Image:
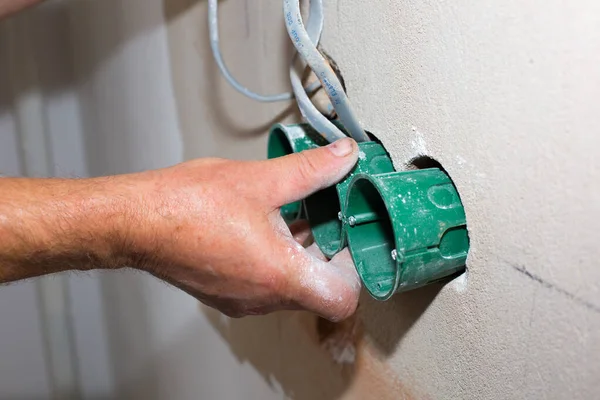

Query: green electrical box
left=267, top=123, right=328, bottom=222
left=344, top=170, right=469, bottom=300
left=267, top=124, right=469, bottom=300
left=305, top=142, right=394, bottom=258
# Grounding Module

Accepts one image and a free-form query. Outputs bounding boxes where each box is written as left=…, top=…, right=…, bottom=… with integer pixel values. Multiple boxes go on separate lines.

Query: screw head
left=348, top=216, right=357, bottom=227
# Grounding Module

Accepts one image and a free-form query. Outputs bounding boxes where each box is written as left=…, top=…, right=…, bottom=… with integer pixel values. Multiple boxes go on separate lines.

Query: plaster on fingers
left=305, top=242, right=329, bottom=262
left=289, top=242, right=361, bottom=322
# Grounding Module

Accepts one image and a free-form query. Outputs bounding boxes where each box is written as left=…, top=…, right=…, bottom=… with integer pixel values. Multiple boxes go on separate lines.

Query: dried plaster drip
left=324, top=337, right=356, bottom=365
left=315, top=312, right=422, bottom=399
left=317, top=314, right=361, bottom=365
left=410, top=126, right=428, bottom=156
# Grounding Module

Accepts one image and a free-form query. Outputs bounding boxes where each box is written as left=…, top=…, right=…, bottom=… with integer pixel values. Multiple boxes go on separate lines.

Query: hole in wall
left=407, top=155, right=444, bottom=171
left=318, top=47, right=347, bottom=93
left=364, top=130, right=386, bottom=146
left=408, top=155, right=471, bottom=282
left=308, top=47, right=349, bottom=121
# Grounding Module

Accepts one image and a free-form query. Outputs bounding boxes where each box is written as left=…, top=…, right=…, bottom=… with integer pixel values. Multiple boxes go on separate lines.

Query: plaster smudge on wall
left=410, top=126, right=428, bottom=156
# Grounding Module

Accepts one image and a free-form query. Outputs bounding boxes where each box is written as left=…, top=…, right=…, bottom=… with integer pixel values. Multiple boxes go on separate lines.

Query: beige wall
left=164, top=1, right=600, bottom=398
left=321, top=1, right=600, bottom=398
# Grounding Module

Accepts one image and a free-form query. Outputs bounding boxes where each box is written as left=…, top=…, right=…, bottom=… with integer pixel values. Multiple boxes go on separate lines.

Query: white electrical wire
left=208, top=0, right=367, bottom=143
left=208, top=0, right=320, bottom=102
left=283, top=0, right=370, bottom=142
left=290, top=0, right=347, bottom=142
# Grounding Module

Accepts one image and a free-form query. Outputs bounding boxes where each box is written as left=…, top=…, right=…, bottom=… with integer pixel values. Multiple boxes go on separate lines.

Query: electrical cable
left=290, top=0, right=347, bottom=142
left=283, top=0, right=370, bottom=142
left=209, top=0, right=366, bottom=143
left=208, top=0, right=320, bottom=103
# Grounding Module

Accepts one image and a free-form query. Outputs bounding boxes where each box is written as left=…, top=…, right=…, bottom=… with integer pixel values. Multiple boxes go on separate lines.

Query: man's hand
left=0, top=0, right=362, bottom=321
left=0, top=138, right=362, bottom=322
left=125, top=137, right=362, bottom=321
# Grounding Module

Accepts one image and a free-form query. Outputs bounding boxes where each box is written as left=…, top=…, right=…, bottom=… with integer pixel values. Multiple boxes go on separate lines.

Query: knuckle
left=294, top=152, right=320, bottom=189
left=256, top=266, right=288, bottom=299
left=272, top=272, right=291, bottom=300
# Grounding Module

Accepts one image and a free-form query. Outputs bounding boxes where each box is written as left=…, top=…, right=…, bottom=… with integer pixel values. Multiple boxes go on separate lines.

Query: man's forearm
left=0, top=0, right=45, bottom=19
left=0, top=140, right=362, bottom=321
left=0, top=176, right=138, bottom=283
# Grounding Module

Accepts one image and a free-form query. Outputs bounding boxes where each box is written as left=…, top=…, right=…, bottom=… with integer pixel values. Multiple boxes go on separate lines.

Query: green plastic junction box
left=304, top=142, right=395, bottom=258
left=267, top=123, right=329, bottom=222
left=344, top=170, right=469, bottom=300
left=267, top=123, right=469, bottom=300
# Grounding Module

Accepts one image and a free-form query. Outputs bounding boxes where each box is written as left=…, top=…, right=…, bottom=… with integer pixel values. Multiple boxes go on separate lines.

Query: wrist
left=40, top=175, right=139, bottom=272
left=29, top=171, right=175, bottom=274
left=98, top=169, right=175, bottom=273
left=71, top=173, right=156, bottom=272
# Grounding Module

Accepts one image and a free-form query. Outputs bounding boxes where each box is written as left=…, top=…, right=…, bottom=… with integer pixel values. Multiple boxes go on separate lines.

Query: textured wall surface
left=320, top=1, right=600, bottom=398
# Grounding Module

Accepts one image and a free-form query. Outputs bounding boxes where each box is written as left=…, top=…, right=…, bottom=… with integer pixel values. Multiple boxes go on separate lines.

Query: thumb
left=265, top=137, right=358, bottom=207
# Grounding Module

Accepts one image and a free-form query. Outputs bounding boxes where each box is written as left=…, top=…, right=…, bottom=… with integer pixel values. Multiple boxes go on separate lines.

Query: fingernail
left=327, top=138, right=355, bottom=157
